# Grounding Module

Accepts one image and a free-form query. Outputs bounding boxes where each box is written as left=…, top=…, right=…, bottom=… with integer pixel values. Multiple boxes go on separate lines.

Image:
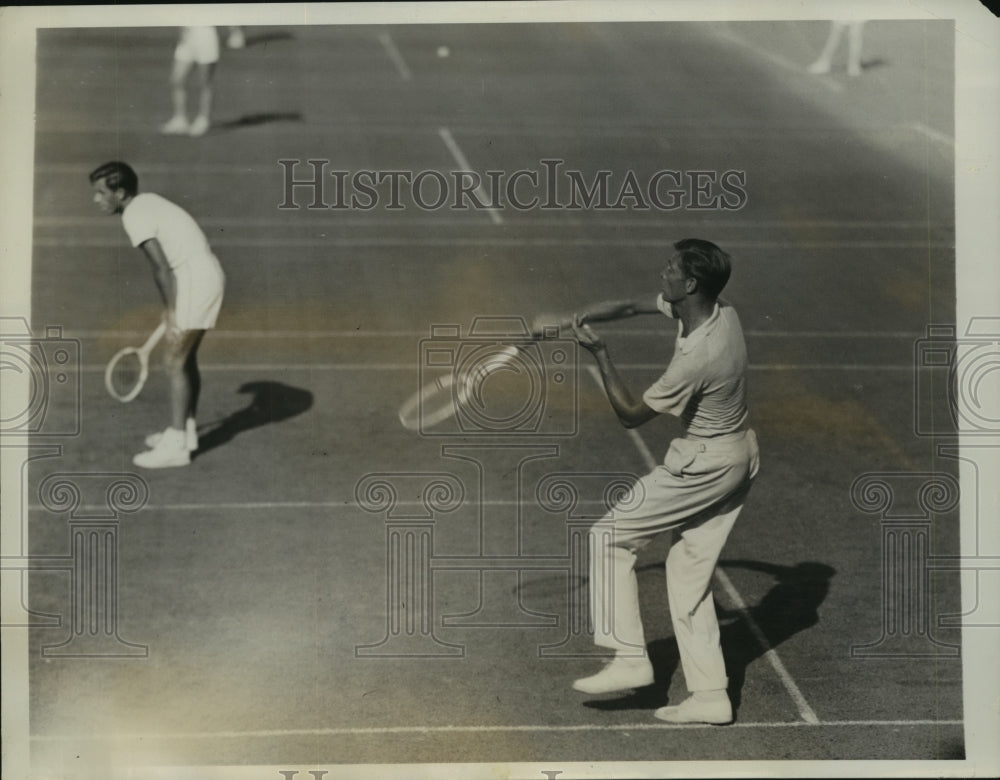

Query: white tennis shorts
left=175, top=27, right=220, bottom=65
left=174, top=254, right=225, bottom=330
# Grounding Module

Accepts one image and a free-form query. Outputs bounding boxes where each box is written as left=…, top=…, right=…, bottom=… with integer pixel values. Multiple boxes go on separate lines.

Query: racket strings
left=109, top=352, right=143, bottom=398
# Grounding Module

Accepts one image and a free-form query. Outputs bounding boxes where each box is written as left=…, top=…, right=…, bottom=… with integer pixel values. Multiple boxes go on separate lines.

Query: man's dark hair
left=674, top=238, right=732, bottom=300
left=89, top=161, right=139, bottom=197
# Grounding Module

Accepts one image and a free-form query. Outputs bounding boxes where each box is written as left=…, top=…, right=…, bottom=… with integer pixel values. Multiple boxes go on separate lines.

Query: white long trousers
left=588, top=429, right=759, bottom=692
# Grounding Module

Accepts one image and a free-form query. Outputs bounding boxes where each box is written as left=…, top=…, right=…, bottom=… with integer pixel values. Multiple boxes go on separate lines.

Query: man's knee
left=163, top=350, right=185, bottom=374
left=193, top=63, right=215, bottom=86
left=163, top=333, right=201, bottom=373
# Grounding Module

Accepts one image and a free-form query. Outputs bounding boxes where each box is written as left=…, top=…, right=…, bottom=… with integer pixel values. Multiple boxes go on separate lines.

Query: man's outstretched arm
left=532, top=297, right=661, bottom=337
left=573, top=317, right=660, bottom=429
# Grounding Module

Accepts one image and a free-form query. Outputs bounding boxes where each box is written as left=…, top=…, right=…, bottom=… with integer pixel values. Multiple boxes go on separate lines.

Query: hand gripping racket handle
left=104, top=322, right=167, bottom=402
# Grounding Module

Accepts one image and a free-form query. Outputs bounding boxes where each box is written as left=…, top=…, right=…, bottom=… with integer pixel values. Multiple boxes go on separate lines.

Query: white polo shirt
left=122, top=192, right=225, bottom=330
left=122, top=193, right=215, bottom=269
left=642, top=293, right=749, bottom=437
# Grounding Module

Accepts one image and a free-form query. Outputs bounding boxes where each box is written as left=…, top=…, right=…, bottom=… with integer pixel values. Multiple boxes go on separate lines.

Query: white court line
left=707, top=25, right=843, bottom=93
left=31, top=719, right=962, bottom=740
left=437, top=127, right=504, bottom=225
left=584, top=367, right=821, bottom=725
left=65, top=328, right=924, bottom=339
left=26, top=499, right=582, bottom=513
left=33, top=237, right=953, bottom=249
left=909, top=121, right=955, bottom=147
left=714, top=569, right=820, bottom=724
left=33, top=215, right=954, bottom=230
left=41, top=122, right=889, bottom=138
left=376, top=32, right=412, bottom=81
left=72, top=362, right=915, bottom=373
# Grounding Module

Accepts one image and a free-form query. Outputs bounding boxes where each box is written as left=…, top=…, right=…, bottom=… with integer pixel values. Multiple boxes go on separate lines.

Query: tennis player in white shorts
left=162, top=26, right=220, bottom=137
left=549, top=238, right=758, bottom=725
left=90, top=161, right=225, bottom=468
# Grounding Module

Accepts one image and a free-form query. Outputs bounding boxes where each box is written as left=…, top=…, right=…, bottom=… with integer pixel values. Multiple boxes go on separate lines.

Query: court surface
left=16, top=17, right=969, bottom=777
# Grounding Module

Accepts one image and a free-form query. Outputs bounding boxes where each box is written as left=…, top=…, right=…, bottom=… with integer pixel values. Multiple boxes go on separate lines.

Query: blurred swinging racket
left=104, top=322, right=166, bottom=402
left=398, top=344, right=521, bottom=432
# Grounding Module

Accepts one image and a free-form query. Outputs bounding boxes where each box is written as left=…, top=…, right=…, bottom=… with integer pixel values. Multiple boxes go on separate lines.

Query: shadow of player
left=717, top=559, right=836, bottom=712
left=216, top=111, right=304, bottom=130
left=583, top=559, right=835, bottom=713
left=243, top=30, right=295, bottom=47
left=858, top=57, right=888, bottom=72
left=193, top=381, right=313, bottom=458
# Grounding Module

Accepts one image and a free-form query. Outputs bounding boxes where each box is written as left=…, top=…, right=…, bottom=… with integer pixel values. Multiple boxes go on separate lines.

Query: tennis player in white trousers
left=546, top=238, right=759, bottom=725
left=90, top=161, right=225, bottom=469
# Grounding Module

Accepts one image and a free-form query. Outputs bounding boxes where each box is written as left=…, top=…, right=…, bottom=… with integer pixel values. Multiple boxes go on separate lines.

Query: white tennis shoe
left=134, top=427, right=190, bottom=469
left=572, top=655, right=654, bottom=695
left=160, top=115, right=190, bottom=135
left=188, top=115, right=210, bottom=137
left=146, top=419, right=198, bottom=451
left=654, top=694, right=733, bottom=725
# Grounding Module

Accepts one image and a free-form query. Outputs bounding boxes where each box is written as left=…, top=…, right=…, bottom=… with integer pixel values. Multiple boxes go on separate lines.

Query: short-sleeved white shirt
left=122, top=193, right=215, bottom=271
left=642, top=293, right=749, bottom=437
left=122, top=192, right=225, bottom=330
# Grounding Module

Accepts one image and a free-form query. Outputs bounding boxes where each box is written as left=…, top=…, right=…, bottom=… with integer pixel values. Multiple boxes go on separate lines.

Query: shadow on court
left=583, top=559, right=836, bottom=714
left=243, top=30, right=296, bottom=47
left=216, top=111, right=304, bottom=130
left=194, top=380, right=314, bottom=457
left=718, top=560, right=836, bottom=712
left=859, top=56, right=889, bottom=72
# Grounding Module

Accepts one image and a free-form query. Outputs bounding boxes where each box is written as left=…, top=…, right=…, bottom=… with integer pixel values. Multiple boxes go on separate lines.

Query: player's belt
left=683, top=428, right=751, bottom=449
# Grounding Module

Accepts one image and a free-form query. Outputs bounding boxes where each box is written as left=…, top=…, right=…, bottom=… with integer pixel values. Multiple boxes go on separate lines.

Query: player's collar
left=676, top=303, right=721, bottom=354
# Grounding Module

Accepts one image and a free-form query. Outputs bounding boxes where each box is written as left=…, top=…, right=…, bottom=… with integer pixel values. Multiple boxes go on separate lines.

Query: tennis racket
left=398, top=344, right=522, bottom=432
left=104, top=322, right=166, bottom=402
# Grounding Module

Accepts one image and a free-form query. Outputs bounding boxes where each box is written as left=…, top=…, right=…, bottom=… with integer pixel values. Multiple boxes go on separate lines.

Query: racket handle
left=140, top=322, right=167, bottom=357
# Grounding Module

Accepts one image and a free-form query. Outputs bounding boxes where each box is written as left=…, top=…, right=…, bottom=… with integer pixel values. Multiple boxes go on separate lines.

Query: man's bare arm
left=532, top=298, right=661, bottom=337
left=573, top=317, right=660, bottom=429
left=139, top=238, right=176, bottom=310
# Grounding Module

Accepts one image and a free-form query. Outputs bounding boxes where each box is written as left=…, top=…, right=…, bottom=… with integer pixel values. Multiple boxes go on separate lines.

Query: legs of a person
left=575, top=433, right=758, bottom=698
left=665, top=492, right=747, bottom=693
left=165, top=329, right=206, bottom=431
left=185, top=334, right=204, bottom=421
left=588, top=524, right=651, bottom=654
left=190, top=62, right=216, bottom=133
left=133, top=328, right=203, bottom=468
left=177, top=27, right=219, bottom=136
left=652, top=490, right=748, bottom=723
left=163, top=57, right=193, bottom=132
left=808, top=20, right=846, bottom=73
left=572, top=524, right=655, bottom=694
left=575, top=463, right=733, bottom=695
left=587, top=455, right=750, bottom=650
